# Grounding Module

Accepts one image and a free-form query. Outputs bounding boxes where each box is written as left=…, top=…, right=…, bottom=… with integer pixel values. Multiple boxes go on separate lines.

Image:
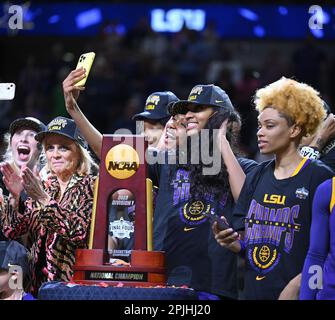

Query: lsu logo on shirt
left=263, top=194, right=286, bottom=205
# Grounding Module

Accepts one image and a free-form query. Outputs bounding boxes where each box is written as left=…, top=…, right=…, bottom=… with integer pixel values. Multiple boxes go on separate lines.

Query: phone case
left=208, top=213, right=229, bottom=231
left=75, top=52, right=95, bottom=87
left=0, top=83, right=16, bottom=100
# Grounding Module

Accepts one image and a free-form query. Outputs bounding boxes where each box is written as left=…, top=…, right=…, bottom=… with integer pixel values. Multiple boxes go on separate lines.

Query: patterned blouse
left=0, top=172, right=96, bottom=295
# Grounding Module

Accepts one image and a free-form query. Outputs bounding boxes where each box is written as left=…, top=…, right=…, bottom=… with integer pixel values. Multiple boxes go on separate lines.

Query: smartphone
left=0, top=83, right=16, bottom=100
left=208, top=213, right=230, bottom=231
left=75, top=52, right=95, bottom=87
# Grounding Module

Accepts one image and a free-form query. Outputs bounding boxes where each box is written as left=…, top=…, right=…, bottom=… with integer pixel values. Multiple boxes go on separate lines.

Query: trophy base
left=73, top=249, right=166, bottom=287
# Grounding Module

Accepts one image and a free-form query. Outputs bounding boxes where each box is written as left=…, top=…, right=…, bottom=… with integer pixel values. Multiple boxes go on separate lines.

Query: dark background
left=1, top=1, right=335, bottom=159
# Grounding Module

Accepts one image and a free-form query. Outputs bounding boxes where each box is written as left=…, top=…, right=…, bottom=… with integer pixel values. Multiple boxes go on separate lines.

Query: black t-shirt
left=233, top=159, right=334, bottom=300
left=149, top=155, right=257, bottom=298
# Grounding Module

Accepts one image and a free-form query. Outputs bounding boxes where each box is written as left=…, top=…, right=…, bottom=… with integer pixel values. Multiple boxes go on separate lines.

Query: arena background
left=1, top=0, right=334, bottom=160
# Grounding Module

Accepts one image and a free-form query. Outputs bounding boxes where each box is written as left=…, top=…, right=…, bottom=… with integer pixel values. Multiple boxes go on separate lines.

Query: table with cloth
left=38, top=281, right=201, bottom=300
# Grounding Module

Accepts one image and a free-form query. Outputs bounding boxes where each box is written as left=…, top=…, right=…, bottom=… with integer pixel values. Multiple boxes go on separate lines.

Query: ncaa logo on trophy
left=105, top=144, right=140, bottom=179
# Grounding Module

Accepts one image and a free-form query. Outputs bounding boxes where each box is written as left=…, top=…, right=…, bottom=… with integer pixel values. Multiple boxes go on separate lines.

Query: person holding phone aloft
left=62, top=68, right=257, bottom=298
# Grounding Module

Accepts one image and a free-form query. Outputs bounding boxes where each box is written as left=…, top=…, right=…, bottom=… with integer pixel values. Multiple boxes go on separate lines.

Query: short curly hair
left=254, top=77, right=325, bottom=136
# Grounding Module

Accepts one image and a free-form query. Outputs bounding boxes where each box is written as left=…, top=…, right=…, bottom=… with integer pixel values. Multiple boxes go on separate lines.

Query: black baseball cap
left=132, top=91, right=179, bottom=121
left=9, top=117, right=46, bottom=137
left=35, top=116, right=88, bottom=149
left=0, top=241, right=29, bottom=276
left=169, top=84, right=234, bottom=116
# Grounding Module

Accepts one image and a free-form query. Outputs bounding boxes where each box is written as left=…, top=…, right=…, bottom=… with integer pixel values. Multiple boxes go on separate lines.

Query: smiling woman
left=0, top=116, right=98, bottom=297
left=2, top=117, right=46, bottom=173
left=11, top=129, right=40, bottom=169
left=148, top=84, right=258, bottom=299
left=60, top=77, right=257, bottom=299
left=0, top=117, right=46, bottom=241
left=43, top=135, right=81, bottom=184
left=160, top=115, right=187, bottom=150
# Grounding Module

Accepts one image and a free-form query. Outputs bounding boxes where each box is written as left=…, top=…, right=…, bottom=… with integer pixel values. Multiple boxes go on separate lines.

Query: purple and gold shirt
left=300, top=177, right=335, bottom=300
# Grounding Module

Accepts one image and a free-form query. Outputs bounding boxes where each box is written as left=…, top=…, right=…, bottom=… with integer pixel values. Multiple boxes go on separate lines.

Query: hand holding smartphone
left=0, top=83, right=16, bottom=100
left=75, top=52, right=95, bottom=87
left=208, top=213, right=230, bottom=231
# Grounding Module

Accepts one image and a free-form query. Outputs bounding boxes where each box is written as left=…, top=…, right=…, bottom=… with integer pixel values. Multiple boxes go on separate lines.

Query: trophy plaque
left=73, top=135, right=166, bottom=286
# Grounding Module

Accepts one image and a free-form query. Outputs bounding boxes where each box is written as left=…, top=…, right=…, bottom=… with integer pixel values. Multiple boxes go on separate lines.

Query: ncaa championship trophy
left=73, top=135, right=166, bottom=286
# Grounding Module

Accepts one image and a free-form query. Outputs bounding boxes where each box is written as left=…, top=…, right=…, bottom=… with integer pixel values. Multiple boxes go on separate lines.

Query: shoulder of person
left=247, top=158, right=273, bottom=175
left=317, top=177, right=333, bottom=191
left=309, top=159, right=334, bottom=175
left=237, top=157, right=258, bottom=173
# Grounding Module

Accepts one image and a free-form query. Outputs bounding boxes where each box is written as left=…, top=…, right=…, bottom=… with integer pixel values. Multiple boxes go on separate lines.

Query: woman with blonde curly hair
left=213, top=77, right=334, bottom=300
